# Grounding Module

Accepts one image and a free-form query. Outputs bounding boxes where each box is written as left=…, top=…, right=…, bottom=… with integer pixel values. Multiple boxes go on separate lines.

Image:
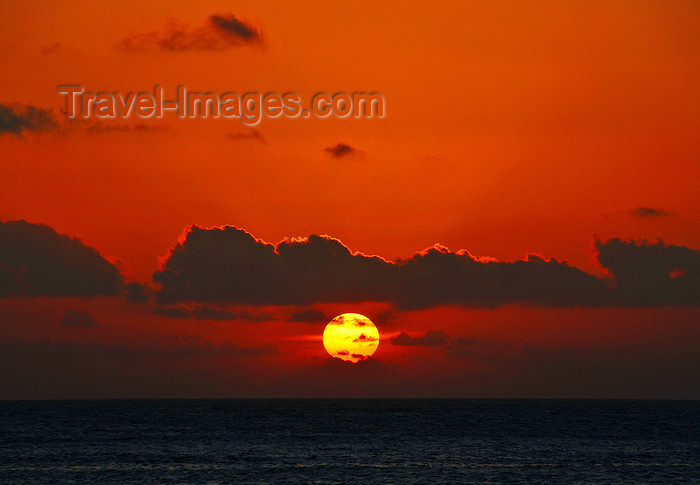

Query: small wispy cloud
left=0, top=104, right=59, bottom=136
left=630, top=206, right=674, bottom=218
left=116, top=13, right=263, bottom=52
left=323, top=142, right=362, bottom=159
left=227, top=128, right=265, bottom=144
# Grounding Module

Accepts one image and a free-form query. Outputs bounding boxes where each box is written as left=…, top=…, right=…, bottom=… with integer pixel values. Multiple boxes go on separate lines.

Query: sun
left=322, top=313, right=379, bottom=363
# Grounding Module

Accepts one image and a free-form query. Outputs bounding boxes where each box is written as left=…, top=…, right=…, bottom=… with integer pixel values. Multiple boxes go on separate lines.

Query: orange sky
left=0, top=1, right=698, bottom=398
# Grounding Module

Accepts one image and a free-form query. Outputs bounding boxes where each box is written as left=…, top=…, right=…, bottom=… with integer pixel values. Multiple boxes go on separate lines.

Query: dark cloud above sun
left=153, top=225, right=392, bottom=305
left=153, top=224, right=700, bottom=308
left=2, top=220, right=697, bottom=308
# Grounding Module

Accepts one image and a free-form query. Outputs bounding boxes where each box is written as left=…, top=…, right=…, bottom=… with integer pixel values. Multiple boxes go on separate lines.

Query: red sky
left=0, top=0, right=698, bottom=398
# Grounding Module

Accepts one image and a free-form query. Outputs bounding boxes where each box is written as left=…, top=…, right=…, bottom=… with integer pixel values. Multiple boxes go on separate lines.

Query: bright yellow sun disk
left=322, top=313, right=379, bottom=363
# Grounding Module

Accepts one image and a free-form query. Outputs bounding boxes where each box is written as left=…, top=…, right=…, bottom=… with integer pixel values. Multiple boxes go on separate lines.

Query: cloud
left=323, top=142, right=361, bottom=158
left=153, top=224, right=700, bottom=308
left=390, top=330, right=476, bottom=357
left=153, top=306, right=190, bottom=319
left=374, top=309, right=400, bottom=327
left=630, top=207, right=674, bottom=218
left=328, top=313, right=373, bottom=327
left=288, top=308, right=328, bottom=323
left=594, top=237, right=699, bottom=306
left=61, top=310, right=100, bottom=328
left=0, top=104, right=58, bottom=136
left=125, top=282, right=151, bottom=303
left=353, top=333, right=378, bottom=343
left=0, top=220, right=123, bottom=297
left=227, top=128, right=265, bottom=144
left=154, top=226, right=392, bottom=305
left=209, top=14, right=261, bottom=43
left=200, top=308, right=274, bottom=321
left=0, top=108, right=170, bottom=137
left=40, top=43, right=60, bottom=55
left=154, top=304, right=275, bottom=321
left=116, top=14, right=263, bottom=52
left=391, top=330, right=450, bottom=346
left=152, top=339, right=279, bottom=357
left=84, top=122, right=170, bottom=135
left=394, top=246, right=609, bottom=309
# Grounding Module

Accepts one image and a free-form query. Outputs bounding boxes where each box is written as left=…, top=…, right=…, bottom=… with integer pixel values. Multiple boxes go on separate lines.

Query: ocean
left=1, top=399, right=698, bottom=484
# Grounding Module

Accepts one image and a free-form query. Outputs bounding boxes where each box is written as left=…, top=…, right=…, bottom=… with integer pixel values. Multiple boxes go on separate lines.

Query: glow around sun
left=322, top=313, right=379, bottom=363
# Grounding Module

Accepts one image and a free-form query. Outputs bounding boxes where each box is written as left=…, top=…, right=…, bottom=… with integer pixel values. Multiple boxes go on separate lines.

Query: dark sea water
left=0, top=399, right=698, bottom=484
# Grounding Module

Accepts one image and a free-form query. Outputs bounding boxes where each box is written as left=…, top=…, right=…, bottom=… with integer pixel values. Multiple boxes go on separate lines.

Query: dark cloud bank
left=153, top=305, right=275, bottom=321
left=2, top=220, right=697, bottom=308
left=288, top=308, right=328, bottom=323
left=0, top=220, right=122, bottom=297
left=154, top=225, right=700, bottom=308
